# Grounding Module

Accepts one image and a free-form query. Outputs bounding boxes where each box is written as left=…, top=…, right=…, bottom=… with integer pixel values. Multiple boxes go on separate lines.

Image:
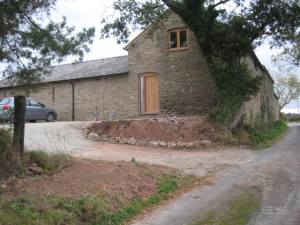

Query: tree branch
left=3, top=38, right=26, bottom=69
left=211, top=0, right=231, bottom=9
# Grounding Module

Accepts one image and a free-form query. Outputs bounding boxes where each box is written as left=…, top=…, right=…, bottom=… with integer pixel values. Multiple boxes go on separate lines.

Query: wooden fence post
left=13, top=95, right=26, bottom=163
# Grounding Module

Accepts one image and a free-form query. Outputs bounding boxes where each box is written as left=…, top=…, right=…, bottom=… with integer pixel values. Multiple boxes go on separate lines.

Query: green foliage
left=0, top=0, right=95, bottom=87
left=114, top=174, right=183, bottom=223
left=192, top=191, right=260, bottom=225
left=0, top=174, right=195, bottom=225
left=245, top=120, right=288, bottom=146
left=157, top=175, right=178, bottom=194
left=102, top=0, right=300, bottom=124
left=215, top=120, right=288, bottom=146
left=157, top=1, right=262, bottom=125
left=0, top=128, right=15, bottom=180
left=101, top=0, right=167, bottom=43
left=286, top=115, right=300, bottom=122
left=211, top=61, right=261, bottom=124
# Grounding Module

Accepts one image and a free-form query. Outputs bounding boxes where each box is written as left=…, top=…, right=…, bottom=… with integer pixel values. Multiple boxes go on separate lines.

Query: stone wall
left=241, top=56, right=280, bottom=125
left=126, top=12, right=217, bottom=117
left=73, top=75, right=129, bottom=121
left=0, top=74, right=129, bottom=121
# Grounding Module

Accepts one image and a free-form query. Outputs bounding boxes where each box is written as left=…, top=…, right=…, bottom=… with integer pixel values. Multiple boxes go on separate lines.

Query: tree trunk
left=12, top=95, right=26, bottom=165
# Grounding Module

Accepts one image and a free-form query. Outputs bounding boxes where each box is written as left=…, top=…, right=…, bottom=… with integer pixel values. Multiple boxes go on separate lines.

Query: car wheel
left=46, top=113, right=55, bottom=122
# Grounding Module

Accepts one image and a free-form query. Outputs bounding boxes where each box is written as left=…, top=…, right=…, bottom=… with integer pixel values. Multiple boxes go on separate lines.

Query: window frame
left=168, top=28, right=188, bottom=51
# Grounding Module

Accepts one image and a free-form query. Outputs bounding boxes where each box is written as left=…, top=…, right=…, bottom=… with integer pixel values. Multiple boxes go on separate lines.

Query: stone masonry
left=125, top=12, right=217, bottom=117
left=0, top=12, right=279, bottom=123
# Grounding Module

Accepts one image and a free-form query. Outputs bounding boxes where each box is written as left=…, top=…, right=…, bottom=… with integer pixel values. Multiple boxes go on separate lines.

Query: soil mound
left=88, top=116, right=215, bottom=143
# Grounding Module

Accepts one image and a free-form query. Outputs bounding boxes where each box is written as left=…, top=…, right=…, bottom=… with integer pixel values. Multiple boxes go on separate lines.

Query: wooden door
left=142, top=75, right=159, bottom=113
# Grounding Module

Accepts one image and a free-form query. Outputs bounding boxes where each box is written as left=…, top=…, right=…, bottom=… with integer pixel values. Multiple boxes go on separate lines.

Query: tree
left=0, top=0, right=95, bottom=162
left=274, top=71, right=300, bottom=110
left=1, top=0, right=95, bottom=85
left=101, top=0, right=300, bottom=54
left=101, top=0, right=300, bottom=125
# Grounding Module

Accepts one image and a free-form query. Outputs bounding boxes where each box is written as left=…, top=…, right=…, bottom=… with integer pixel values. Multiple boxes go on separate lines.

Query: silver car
left=0, top=97, right=57, bottom=122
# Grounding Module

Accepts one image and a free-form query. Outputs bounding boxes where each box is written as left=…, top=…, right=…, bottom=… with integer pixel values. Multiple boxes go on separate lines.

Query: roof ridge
left=50, top=55, right=128, bottom=68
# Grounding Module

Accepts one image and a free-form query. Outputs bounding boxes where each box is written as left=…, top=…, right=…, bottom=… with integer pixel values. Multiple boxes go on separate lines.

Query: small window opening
left=180, top=30, right=187, bottom=48
left=168, top=29, right=188, bottom=50
left=170, top=31, right=177, bottom=49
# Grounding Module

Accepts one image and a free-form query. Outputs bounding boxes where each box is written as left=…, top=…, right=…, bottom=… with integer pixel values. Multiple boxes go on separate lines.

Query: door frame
left=139, top=72, right=160, bottom=114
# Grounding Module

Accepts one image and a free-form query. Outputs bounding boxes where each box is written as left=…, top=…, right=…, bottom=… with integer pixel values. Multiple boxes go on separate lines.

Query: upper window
left=168, top=29, right=188, bottom=50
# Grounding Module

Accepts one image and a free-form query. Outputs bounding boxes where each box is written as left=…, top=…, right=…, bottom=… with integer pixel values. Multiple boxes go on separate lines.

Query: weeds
left=192, top=191, right=261, bottom=225
left=23, top=151, right=72, bottom=174
left=0, top=128, right=16, bottom=180
left=245, top=120, right=288, bottom=147
left=216, top=120, right=288, bottom=148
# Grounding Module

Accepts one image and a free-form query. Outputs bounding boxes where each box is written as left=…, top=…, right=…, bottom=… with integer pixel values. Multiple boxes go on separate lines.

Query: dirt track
left=131, top=123, right=300, bottom=225
left=24, top=122, right=300, bottom=225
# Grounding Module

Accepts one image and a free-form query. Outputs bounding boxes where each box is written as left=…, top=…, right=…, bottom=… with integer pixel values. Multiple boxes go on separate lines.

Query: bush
left=0, top=128, right=15, bottom=180
left=215, top=120, right=288, bottom=147
left=245, top=120, right=288, bottom=146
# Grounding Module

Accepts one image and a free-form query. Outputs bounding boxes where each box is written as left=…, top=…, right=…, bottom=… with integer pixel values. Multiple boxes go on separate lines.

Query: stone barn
left=0, top=12, right=279, bottom=123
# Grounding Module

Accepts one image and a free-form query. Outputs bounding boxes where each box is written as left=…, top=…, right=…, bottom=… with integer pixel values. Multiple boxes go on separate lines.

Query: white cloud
left=51, top=0, right=128, bottom=62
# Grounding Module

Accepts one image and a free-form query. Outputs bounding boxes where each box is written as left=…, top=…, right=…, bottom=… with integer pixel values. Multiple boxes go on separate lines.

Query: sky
left=2, top=0, right=300, bottom=113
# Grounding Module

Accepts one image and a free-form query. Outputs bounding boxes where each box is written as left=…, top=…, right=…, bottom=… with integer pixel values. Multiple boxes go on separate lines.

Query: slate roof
left=0, top=55, right=129, bottom=88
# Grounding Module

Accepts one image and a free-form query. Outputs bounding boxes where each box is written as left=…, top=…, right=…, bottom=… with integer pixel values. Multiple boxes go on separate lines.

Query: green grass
left=246, top=120, right=288, bottom=147
left=192, top=192, right=260, bottom=225
left=0, top=174, right=194, bottom=225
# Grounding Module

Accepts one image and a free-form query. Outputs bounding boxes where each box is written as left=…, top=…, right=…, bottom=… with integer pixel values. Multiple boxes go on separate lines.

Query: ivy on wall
left=166, top=4, right=262, bottom=125
left=101, top=0, right=300, bottom=126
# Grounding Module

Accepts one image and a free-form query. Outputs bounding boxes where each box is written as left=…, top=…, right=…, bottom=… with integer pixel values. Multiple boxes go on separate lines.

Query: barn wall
left=126, top=12, right=217, bottom=117
left=73, top=75, right=129, bottom=121
left=0, top=74, right=129, bottom=121
left=241, top=57, right=280, bottom=125
left=29, top=83, right=73, bottom=121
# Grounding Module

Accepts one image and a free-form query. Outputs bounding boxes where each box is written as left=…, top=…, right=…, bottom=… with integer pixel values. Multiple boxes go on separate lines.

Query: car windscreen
left=0, top=98, right=12, bottom=105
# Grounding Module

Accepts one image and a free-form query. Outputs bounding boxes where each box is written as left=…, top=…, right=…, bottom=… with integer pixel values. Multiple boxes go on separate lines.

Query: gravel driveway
left=25, top=122, right=93, bottom=154
left=24, top=122, right=300, bottom=225
left=24, top=121, right=256, bottom=176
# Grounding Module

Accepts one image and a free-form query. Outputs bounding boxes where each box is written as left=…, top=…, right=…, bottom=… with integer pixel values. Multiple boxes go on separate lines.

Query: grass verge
left=192, top=191, right=260, bottom=225
left=216, top=120, right=288, bottom=148
left=0, top=174, right=197, bottom=225
left=245, top=120, right=288, bottom=148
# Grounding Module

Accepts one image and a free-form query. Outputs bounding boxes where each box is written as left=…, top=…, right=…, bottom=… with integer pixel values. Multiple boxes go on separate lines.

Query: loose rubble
left=86, top=116, right=215, bottom=149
